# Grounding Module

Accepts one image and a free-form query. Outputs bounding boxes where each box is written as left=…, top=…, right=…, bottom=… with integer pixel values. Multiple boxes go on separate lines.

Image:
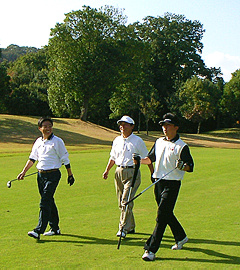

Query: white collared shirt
left=110, top=133, right=148, bottom=166
left=29, top=134, right=70, bottom=170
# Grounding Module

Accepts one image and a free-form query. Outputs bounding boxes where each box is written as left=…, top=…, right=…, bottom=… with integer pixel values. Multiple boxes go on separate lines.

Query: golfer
left=139, top=113, right=194, bottom=261
left=17, top=117, right=75, bottom=240
left=103, top=115, right=153, bottom=238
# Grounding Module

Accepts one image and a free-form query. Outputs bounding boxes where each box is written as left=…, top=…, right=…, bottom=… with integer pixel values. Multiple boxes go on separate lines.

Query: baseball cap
left=159, top=113, right=179, bottom=126
left=117, top=115, right=135, bottom=125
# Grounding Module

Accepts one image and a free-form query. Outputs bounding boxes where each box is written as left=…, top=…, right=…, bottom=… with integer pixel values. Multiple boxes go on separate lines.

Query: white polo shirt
left=110, top=133, right=148, bottom=166
left=29, top=134, right=70, bottom=170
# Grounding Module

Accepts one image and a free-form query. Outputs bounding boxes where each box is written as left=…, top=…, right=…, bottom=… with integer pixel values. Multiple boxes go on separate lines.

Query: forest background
left=0, top=6, right=240, bottom=134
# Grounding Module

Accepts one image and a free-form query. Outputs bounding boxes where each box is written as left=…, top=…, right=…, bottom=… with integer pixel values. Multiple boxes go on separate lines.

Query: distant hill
left=0, top=44, right=39, bottom=62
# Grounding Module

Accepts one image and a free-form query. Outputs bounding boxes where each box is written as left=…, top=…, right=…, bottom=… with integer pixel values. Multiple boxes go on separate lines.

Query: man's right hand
left=17, top=172, right=25, bottom=180
left=102, top=171, right=108, bottom=179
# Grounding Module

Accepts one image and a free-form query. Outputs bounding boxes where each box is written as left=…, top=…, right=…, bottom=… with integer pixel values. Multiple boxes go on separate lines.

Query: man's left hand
left=176, top=159, right=185, bottom=170
left=68, top=175, right=75, bottom=186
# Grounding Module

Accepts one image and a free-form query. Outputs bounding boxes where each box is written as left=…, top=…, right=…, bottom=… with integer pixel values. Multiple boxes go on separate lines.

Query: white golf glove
left=176, top=159, right=185, bottom=170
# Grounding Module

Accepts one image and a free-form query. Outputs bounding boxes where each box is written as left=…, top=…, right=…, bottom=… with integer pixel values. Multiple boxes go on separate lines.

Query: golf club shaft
left=125, top=167, right=177, bottom=206
left=10, top=171, right=38, bottom=183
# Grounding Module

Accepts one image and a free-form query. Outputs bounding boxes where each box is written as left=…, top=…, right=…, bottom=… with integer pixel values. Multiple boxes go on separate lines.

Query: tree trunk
left=197, top=122, right=201, bottom=134
left=80, top=97, right=89, bottom=121
left=146, top=118, right=149, bottom=136
left=137, top=110, right=141, bottom=134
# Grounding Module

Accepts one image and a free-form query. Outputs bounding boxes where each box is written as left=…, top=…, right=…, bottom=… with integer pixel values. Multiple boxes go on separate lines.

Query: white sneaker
left=116, top=229, right=126, bottom=238
left=43, top=229, right=61, bottom=236
left=28, top=231, right=40, bottom=240
left=171, top=236, right=188, bottom=250
left=142, top=250, right=155, bottom=261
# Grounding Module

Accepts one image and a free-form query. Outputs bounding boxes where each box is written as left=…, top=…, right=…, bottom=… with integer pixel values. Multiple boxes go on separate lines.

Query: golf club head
left=7, top=181, right=11, bottom=188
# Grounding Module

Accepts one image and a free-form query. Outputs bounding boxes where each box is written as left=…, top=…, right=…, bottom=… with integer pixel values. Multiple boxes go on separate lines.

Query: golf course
left=0, top=114, right=239, bottom=269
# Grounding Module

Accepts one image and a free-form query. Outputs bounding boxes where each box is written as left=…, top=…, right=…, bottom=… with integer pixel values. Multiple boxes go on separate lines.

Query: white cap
left=117, top=115, right=135, bottom=125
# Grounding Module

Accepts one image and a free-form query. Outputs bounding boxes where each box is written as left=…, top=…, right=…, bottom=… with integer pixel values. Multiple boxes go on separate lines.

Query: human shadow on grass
left=37, top=233, right=147, bottom=248
left=154, top=235, right=240, bottom=266
left=37, top=233, right=240, bottom=266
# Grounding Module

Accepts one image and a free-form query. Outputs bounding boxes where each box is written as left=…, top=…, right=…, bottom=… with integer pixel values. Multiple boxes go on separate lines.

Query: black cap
left=159, top=113, right=179, bottom=126
left=38, top=117, right=53, bottom=127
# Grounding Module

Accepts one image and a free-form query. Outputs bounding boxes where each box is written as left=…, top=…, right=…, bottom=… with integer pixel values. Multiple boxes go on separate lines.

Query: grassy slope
left=0, top=115, right=240, bottom=269
left=0, top=114, right=240, bottom=154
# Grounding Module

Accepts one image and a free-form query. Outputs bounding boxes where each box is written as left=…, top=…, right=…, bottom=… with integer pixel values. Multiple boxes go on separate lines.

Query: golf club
left=124, top=167, right=177, bottom=206
left=7, top=171, right=38, bottom=188
left=117, top=153, right=141, bottom=250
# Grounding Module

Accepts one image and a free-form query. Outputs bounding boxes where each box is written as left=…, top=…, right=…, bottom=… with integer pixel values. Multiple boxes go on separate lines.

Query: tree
left=7, top=47, right=51, bottom=115
left=0, top=49, right=11, bottom=112
left=133, top=13, right=208, bottom=114
left=48, top=5, right=128, bottom=120
left=221, top=69, right=240, bottom=125
left=178, top=76, right=222, bottom=133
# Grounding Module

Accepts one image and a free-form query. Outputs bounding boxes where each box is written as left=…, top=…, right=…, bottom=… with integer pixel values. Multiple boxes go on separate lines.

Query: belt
left=38, top=169, right=59, bottom=173
left=117, top=165, right=134, bottom=169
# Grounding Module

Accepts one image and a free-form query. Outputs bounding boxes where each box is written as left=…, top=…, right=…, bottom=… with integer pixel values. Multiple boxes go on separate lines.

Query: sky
left=1, top=0, right=240, bottom=82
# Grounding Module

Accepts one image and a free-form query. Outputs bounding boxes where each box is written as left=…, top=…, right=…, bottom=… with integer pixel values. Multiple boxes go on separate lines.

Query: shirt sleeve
left=55, top=137, right=70, bottom=165
left=29, top=138, right=39, bottom=161
left=109, top=138, right=117, bottom=161
left=180, top=145, right=194, bottom=172
left=136, top=137, right=149, bottom=158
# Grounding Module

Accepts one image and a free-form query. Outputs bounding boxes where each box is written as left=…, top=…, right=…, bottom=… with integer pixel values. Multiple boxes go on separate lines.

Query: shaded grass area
left=0, top=148, right=240, bottom=269
left=1, top=115, right=240, bottom=155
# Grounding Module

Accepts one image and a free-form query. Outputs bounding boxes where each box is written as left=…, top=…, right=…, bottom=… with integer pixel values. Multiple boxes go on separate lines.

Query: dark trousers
left=34, top=170, right=61, bottom=234
left=144, top=180, right=186, bottom=253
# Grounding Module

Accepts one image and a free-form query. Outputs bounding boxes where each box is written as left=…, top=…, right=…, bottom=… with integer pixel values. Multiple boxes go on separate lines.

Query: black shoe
left=128, top=229, right=135, bottom=234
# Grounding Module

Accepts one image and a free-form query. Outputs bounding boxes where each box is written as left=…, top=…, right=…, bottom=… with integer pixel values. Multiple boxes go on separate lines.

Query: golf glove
left=68, top=175, right=75, bottom=186
left=176, top=159, right=185, bottom=170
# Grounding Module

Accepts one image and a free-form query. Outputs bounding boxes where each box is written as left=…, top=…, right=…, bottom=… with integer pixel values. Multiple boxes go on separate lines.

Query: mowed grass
left=0, top=115, right=240, bottom=269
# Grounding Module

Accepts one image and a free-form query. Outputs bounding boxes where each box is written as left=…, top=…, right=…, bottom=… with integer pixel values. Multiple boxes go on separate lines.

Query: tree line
left=0, top=6, right=239, bottom=133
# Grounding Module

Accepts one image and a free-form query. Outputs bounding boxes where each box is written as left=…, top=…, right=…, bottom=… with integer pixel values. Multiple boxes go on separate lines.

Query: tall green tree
left=134, top=13, right=208, bottom=114
left=48, top=5, right=128, bottom=120
left=0, top=49, right=11, bottom=112
left=221, top=69, right=240, bottom=125
left=178, top=76, right=222, bottom=133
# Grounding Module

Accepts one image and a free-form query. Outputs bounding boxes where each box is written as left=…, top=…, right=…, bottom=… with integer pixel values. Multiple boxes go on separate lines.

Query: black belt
left=38, top=169, right=59, bottom=173
left=117, top=165, right=134, bottom=169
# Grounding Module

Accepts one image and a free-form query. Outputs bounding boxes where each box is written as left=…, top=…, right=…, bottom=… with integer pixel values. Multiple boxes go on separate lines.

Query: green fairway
left=1, top=146, right=240, bottom=269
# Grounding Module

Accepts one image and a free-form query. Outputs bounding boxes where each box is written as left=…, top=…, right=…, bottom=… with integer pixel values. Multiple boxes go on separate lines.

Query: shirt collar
left=42, top=133, right=54, bottom=141
left=163, top=134, right=179, bottom=142
left=122, top=133, right=133, bottom=139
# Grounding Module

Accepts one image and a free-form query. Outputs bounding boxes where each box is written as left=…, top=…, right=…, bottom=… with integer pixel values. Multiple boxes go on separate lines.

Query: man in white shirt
left=103, top=115, right=153, bottom=238
left=139, top=113, right=194, bottom=261
left=17, top=117, right=75, bottom=240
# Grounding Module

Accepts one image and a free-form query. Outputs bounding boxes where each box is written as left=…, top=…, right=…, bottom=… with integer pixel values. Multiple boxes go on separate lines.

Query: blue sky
left=1, top=0, right=240, bottom=82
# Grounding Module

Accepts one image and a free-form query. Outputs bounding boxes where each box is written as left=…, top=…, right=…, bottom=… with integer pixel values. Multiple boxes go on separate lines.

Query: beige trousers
left=114, top=166, right=141, bottom=232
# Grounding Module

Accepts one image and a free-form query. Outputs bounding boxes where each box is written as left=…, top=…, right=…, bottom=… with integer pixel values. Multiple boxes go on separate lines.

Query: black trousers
left=34, top=170, right=61, bottom=234
left=144, top=180, right=186, bottom=253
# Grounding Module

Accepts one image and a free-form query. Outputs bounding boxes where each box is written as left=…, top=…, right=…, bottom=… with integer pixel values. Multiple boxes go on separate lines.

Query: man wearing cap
left=17, top=117, right=75, bottom=240
left=138, top=112, right=194, bottom=261
left=103, top=115, right=154, bottom=238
